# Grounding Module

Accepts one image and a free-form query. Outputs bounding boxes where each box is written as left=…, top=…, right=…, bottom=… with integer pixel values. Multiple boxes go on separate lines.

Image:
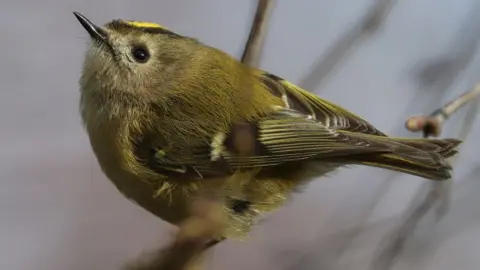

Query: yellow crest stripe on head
left=124, top=20, right=168, bottom=30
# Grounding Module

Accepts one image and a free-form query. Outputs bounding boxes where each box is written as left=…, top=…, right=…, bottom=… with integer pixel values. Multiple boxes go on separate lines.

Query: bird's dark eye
left=131, top=46, right=150, bottom=63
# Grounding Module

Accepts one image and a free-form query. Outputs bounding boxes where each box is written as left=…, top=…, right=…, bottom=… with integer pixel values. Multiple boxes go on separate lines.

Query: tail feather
left=347, top=138, right=462, bottom=180
left=394, top=138, right=461, bottom=158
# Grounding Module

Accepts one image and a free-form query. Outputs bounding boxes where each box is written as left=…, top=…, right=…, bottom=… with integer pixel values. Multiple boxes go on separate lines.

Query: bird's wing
left=146, top=107, right=394, bottom=180
left=217, top=108, right=392, bottom=170
left=258, top=71, right=387, bottom=136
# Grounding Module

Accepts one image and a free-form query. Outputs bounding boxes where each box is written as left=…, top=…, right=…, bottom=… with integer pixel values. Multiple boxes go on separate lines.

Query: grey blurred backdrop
left=2, top=0, right=480, bottom=269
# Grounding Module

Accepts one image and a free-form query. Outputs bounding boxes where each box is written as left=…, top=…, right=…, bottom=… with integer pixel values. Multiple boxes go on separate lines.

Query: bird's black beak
left=73, top=12, right=108, bottom=44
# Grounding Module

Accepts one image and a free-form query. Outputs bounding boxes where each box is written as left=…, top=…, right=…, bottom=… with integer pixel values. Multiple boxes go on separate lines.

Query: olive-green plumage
left=74, top=13, right=461, bottom=240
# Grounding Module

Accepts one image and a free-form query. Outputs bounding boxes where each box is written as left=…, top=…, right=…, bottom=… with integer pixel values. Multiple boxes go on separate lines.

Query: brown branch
left=123, top=197, right=227, bottom=270
left=299, top=0, right=397, bottom=90
left=123, top=238, right=207, bottom=270
left=405, top=84, right=480, bottom=138
left=240, top=0, right=276, bottom=66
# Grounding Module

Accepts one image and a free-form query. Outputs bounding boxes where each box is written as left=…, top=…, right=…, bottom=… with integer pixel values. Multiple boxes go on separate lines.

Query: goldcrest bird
left=73, top=12, right=461, bottom=243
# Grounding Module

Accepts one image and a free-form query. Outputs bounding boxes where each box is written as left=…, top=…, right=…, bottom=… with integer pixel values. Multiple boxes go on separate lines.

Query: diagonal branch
left=122, top=197, right=227, bottom=270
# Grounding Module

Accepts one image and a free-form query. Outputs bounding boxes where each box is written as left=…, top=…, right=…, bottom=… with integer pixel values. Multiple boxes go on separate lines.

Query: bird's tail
left=345, top=137, right=462, bottom=180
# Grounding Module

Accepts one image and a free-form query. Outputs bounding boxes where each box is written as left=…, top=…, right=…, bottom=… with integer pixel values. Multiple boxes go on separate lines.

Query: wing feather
left=259, top=72, right=387, bottom=136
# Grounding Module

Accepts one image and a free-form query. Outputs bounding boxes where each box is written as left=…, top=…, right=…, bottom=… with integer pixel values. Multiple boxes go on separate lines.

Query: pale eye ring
left=131, top=46, right=150, bottom=63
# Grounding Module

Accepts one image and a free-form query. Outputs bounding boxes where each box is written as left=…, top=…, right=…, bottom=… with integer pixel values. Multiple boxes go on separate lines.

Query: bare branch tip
left=405, top=115, right=442, bottom=138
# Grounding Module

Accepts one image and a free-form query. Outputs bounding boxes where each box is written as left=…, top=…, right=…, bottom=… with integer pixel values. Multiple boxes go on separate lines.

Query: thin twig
left=240, top=0, right=276, bottom=66
left=405, top=85, right=480, bottom=138
left=299, top=0, right=397, bottom=90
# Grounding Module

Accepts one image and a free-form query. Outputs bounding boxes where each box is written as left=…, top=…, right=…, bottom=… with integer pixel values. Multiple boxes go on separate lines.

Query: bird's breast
left=82, top=109, right=191, bottom=225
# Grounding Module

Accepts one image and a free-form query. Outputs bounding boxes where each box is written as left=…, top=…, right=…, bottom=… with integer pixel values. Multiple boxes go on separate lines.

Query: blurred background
left=1, top=0, right=480, bottom=269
